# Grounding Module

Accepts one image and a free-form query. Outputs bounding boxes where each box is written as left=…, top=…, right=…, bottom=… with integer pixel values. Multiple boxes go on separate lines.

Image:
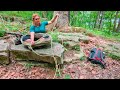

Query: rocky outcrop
left=0, top=36, right=64, bottom=65
left=103, top=42, right=120, bottom=60
left=58, top=32, right=89, bottom=44
left=10, top=42, right=64, bottom=65
left=0, top=40, right=10, bottom=64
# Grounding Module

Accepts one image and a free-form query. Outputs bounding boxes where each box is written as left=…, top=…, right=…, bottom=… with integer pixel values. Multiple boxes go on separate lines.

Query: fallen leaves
left=0, top=35, right=120, bottom=79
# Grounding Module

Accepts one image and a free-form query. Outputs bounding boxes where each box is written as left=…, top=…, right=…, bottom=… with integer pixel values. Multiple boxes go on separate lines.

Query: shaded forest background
left=0, top=11, right=120, bottom=41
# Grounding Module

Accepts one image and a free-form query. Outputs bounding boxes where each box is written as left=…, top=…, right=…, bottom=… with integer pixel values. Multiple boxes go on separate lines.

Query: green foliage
left=70, top=11, right=120, bottom=41
left=0, top=11, right=119, bottom=42
left=24, top=62, right=34, bottom=69
left=0, top=30, right=6, bottom=37
left=63, top=42, right=69, bottom=47
left=72, top=45, right=80, bottom=51
left=80, top=56, right=86, bottom=61
left=48, top=31, right=60, bottom=42
left=108, top=53, right=120, bottom=60
left=87, top=28, right=120, bottom=41
left=64, top=74, right=71, bottom=79
left=0, top=11, right=53, bottom=36
left=0, top=11, right=53, bottom=21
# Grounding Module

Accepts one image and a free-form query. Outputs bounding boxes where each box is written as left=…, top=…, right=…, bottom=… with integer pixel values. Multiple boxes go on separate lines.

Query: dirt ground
left=0, top=35, right=120, bottom=79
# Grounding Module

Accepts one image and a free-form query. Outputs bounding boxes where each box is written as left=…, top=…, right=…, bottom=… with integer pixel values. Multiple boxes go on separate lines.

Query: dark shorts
left=22, top=34, right=49, bottom=41
left=22, top=34, right=41, bottom=41
left=22, top=35, right=30, bottom=41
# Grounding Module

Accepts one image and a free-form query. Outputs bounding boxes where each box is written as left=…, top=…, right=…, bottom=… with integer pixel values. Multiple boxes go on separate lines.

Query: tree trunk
left=110, top=13, right=113, bottom=28
left=94, top=11, right=100, bottom=29
left=54, top=11, right=69, bottom=29
left=42, top=11, right=47, bottom=18
left=108, top=12, right=114, bottom=31
left=89, top=11, right=92, bottom=28
left=116, top=18, right=120, bottom=32
left=113, top=11, right=119, bottom=32
left=80, top=11, right=84, bottom=25
left=46, top=11, right=69, bottom=31
left=74, top=11, right=78, bottom=15
left=68, top=11, right=70, bottom=25
left=99, top=11, right=105, bottom=29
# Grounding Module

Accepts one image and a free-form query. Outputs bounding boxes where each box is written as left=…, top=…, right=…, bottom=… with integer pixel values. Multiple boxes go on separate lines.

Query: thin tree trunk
left=109, top=12, right=114, bottom=30
left=113, top=11, right=119, bottom=32
left=116, top=18, right=120, bottom=32
left=42, top=11, right=47, bottom=18
left=80, top=11, right=84, bottom=25
left=89, top=12, right=91, bottom=28
left=68, top=11, right=70, bottom=25
left=110, top=13, right=113, bottom=28
left=99, top=11, right=105, bottom=29
left=94, top=11, right=100, bottom=29
left=74, top=11, right=78, bottom=15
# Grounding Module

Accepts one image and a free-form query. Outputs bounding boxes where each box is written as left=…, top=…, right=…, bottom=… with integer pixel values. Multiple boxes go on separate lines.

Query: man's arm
left=48, top=14, right=59, bottom=25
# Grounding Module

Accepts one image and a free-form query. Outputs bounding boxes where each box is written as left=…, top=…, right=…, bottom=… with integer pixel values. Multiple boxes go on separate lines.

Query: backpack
left=88, top=48, right=106, bottom=69
left=14, top=34, right=23, bottom=45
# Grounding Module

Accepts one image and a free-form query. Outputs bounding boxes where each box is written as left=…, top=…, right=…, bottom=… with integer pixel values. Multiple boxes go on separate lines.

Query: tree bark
left=116, top=18, right=120, bottom=32
left=68, top=11, right=70, bottom=25
left=54, top=11, right=69, bottom=29
left=74, top=11, right=78, bottom=15
left=110, top=13, right=113, bottom=28
left=46, top=11, right=69, bottom=31
left=80, top=11, right=84, bottom=25
left=99, top=11, right=105, bottom=29
left=42, top=11, right=47, bottom=18
left=94, top=11, right=100, bottom=29
left=113, top=11, right=119, bottom=32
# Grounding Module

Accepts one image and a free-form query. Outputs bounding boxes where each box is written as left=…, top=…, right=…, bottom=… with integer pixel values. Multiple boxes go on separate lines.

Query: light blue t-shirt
left=30, top=21, right=48, bottom=33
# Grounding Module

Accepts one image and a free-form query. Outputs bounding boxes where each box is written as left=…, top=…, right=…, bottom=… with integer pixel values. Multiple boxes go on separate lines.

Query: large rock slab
left=103, top=42, right=120, bottom=60
left=63, top=41, right=80, bottom=51
left=10, top=42, right=64, bottom=64
left=0, top=40, right=10, bottom=64
left=58, top=32, right=89, bottom=43
left=63, top=48, right=85, bottom=63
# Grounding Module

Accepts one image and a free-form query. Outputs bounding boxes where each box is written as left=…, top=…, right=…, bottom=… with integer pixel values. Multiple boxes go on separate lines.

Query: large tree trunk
left=113, top=11, right=119, bottom=32
left=46, top=11, right=69, bottom=31
left=54, top=11, right=69, bottom=29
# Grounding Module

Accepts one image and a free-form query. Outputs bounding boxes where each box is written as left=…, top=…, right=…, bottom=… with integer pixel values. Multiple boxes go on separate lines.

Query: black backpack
left=14, top=34, right=23, bottom=45
left=88, top=48, right=106, bottom=69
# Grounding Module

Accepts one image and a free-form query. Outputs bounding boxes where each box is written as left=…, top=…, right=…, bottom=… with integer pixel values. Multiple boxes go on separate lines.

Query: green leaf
left=0, top=30, right=6, bottom=37
left=64, top=74, right=71, bottom=79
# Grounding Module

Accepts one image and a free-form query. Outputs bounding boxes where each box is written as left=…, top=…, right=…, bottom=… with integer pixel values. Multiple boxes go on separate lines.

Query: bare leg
left=39, top=37, right=45, bottom=42
left=24, top=39, right=31, bottom=43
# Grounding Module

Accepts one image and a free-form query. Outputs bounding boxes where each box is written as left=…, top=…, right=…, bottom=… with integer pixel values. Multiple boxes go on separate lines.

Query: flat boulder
left=104, top=42, right=120, bottom=60
left=0, top=40, right=10, bottom=64
left=58, top=32, right=89, bottom=43
left=10, top=42, right=64, bottom=65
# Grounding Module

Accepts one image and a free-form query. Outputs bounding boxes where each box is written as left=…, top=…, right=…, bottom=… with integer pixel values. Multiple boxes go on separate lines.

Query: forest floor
left=0, top=35, right=120, bottom=79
